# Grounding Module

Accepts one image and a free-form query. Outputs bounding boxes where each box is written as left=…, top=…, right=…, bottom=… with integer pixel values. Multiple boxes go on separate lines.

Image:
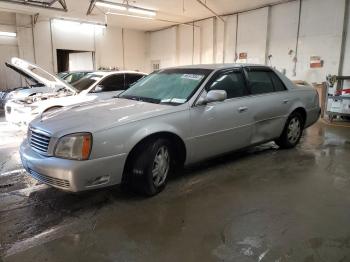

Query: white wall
left=237, top=8, right=269, bottom=64
left=295, top=0, right=345, bottom=83
left=268, top=1, right=299, bottom=79
left=342, top=0, right=350, bottom=75
left=197, top=18, right=214, bottom=64
left=223, top=15, right=237, bottom=63
left=123, top=29, right=147, bottom=72
left=148, top=27, right=177, bottom=70
left=0, top=12, right=20, bottom=90
left=95, top=26, right=123, bottom=70
left=146, top=0, right=349, bottom=84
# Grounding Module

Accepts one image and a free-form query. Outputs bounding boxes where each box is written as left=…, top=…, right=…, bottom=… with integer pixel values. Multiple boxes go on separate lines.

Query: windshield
left=72, top=74, right=103, bottom=92
left=119, top=69, right=212, bottom=105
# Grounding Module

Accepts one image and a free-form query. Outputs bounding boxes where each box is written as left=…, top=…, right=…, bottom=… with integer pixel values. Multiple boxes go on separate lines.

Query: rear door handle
left=283, top=99, right=289, bottom=104
left=238, top=106, right=248, bottom=113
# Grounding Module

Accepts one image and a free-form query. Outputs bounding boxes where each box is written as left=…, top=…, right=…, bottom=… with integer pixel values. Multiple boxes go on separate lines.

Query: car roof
left=89, top=70, right=147, bottom=77
left=165, top=63, right=271, bottom=70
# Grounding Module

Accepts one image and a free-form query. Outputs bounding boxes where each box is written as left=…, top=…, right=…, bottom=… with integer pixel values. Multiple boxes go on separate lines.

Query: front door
left=189, top=69, right=254, bottom=162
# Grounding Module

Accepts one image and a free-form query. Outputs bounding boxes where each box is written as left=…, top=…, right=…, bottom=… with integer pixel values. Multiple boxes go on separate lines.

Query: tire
left=275, top=112, right=304, bottom=149
left=127, top=138, right=173, bottom=196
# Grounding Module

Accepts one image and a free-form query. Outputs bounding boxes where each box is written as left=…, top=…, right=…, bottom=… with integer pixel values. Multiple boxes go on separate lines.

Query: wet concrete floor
left=1, top=114, right=350, bottom=261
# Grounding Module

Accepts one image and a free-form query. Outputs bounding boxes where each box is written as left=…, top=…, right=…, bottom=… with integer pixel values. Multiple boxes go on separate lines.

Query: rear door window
left=247, top=70, right=274, bottom=95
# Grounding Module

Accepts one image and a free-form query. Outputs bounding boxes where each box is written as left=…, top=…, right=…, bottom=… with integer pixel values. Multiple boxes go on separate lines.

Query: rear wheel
left=127, top=138, right=173, bottom=196
left=275, top=112, right=304, bottom=149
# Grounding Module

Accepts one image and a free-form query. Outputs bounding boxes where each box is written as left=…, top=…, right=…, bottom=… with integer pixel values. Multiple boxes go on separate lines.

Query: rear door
left=189, top=69, right=255, bottom=162
left=244, top=67, right=290, bottom=143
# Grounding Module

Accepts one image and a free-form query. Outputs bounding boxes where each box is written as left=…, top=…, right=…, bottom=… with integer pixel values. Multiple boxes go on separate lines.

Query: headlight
left=54, top=133, right=92, bottom=160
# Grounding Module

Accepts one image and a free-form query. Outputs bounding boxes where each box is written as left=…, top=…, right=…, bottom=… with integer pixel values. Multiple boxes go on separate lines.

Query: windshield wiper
left=118, top=95, right=161, bottom=104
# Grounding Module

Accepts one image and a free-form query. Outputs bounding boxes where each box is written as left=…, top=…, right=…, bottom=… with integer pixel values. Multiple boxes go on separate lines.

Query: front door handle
left=283, top=99, right=289, bottom=104
left=238, top=106, right=248, bottom=113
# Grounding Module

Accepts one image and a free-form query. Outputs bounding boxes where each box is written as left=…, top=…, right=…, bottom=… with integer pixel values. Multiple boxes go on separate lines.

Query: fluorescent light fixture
left=128, top=7, right=156, bottom=16
left=52, top=19, right=106, bottom=30
left=107, top=12, right=155, bottom=20
left=95, top=2, right=127, bottom=11
left=0, top=31, right=16, bottom=37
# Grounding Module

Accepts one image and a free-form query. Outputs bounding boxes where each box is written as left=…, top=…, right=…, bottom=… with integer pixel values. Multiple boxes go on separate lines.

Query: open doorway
left=57, top=49, right=94, bottom=72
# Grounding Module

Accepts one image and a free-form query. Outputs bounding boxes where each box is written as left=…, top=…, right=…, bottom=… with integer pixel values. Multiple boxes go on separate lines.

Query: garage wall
left=342, top=1, right=350, bottom=76
left=147, top=0, right=348, bottom=84
left=147, top=27, right=177, bottom=71
left=268, top=1, right=299, bottom=79
left=295, top=0, right=345, bottom=83
left=237, top=8, right=269, bottom=65
left=0, top=12, right=20, bottom=90
left=123, top=29, right=147, bottom=72
left=0, top=12, right=148, bottom=89
left=223, top=15, right=237, bottom=63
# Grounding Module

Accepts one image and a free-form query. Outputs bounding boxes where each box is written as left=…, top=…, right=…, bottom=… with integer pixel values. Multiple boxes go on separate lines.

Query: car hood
left=30, top=98, right=178, bottom=136
left=6, top=57, right=76, bottom=93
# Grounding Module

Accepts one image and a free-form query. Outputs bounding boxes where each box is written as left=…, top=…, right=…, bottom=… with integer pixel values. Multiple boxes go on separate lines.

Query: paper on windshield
left=181, top=74, right=204, bottom=81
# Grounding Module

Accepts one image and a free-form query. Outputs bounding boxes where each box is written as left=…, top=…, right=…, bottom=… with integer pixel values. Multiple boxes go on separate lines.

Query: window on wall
left=207, top=71, right=248, bottom=99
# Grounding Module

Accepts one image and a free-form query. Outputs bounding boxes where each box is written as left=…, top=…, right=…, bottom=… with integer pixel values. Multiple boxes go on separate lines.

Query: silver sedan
left=20, top=64, right=320, bottom=196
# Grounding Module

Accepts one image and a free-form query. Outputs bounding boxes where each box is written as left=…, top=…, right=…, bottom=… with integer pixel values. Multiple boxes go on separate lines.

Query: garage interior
left=1, top=0, right=350, bottom=261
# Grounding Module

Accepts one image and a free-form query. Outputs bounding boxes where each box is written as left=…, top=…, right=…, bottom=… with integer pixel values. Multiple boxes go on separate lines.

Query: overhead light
left=0, top=31, right=16, bottom=37
left=52, top=19, right=106, bottom=31
left=95, top=2, right=127, bottom=11
left=107, top=12, right=154, bottom=20
left=128, top=7, right=156, bottom=16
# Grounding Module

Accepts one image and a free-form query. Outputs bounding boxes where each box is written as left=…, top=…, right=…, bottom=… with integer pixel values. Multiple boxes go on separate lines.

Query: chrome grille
left=29, top=129, right=51, bottom=154
left=28, top=169, right=70, bottom=188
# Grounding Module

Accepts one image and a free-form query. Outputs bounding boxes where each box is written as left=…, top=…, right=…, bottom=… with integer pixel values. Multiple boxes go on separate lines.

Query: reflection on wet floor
left=1, top=117, right=350, bottom=261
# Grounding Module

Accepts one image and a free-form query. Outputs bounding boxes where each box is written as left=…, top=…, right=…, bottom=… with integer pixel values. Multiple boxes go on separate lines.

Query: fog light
left=86, top=175, right=110, bottom=187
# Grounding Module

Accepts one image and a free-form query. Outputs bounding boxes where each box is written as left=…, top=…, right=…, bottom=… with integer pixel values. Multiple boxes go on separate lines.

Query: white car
left=5, top=70, right=147, bottom=125
left=1, top=57, right=72, bottom=108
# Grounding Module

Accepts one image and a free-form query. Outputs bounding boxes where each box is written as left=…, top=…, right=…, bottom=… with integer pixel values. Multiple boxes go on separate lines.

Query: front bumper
left=20, top=139, right=127, bottom=192
left=5, top=101, right=38, bottom=125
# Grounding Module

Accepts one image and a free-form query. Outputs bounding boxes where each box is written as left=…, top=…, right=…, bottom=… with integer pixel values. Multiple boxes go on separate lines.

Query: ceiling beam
left=0, top=0, right=67, bottom=11
left=195, top=0, right=224, bottom=22
left=86, top=0, right=97, bottom=15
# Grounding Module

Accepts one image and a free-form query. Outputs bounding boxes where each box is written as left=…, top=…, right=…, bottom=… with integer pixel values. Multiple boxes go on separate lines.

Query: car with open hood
left=5, top=68, right=147, bottom=125
left=20, top=64, right=320, bottom=196
left=0, top=57, right=75, bottom=109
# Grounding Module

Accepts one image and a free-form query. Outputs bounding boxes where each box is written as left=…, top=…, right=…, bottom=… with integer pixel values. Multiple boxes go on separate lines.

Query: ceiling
left=0, top=0, right=290, bottom=31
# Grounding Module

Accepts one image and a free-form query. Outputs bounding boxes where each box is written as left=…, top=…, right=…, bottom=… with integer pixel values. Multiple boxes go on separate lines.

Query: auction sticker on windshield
left=181, top=74, right=204, bottom=81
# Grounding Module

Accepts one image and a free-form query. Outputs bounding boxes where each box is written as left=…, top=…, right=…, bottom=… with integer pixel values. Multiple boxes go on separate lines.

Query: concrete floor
left=1, top=113, right=350, bottom=262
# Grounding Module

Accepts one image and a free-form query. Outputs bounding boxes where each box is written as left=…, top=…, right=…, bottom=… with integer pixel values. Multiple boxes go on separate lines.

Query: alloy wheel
left=152, top=146, right=170, bottom=187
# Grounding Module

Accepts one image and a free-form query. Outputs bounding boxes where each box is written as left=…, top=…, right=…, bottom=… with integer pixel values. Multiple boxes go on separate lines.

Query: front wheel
left=128, top=138, right=173, bottom=196
left=275, top=112, right=303, bottom=149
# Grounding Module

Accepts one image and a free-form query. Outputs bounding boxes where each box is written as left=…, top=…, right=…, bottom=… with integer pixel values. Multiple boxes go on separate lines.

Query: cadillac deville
left=20, top=64, right=320, bottom=196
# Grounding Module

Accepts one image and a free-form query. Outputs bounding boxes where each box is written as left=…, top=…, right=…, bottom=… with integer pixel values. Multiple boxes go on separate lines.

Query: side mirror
left=197, top=90, right=227, bottom=105
left=93, top=84, right=103, bottom=93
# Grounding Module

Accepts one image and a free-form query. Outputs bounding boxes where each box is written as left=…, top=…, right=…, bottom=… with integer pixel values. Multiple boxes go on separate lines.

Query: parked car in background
left=5, top=70, right=146, bottom=125
left=58, top=71, right=92, bottom=84
left=20, top=64, right=320, bottom=196
left=0, top=57, right=72, bottom=109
